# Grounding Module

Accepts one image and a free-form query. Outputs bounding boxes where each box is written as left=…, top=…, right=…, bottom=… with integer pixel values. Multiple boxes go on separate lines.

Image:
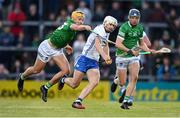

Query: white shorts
left=116, top=56, right=140, bottom=69
left=37, top=40, right=64, bottom=63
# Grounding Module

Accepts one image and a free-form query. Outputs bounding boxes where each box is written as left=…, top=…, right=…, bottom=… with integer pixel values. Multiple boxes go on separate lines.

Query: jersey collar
left=68, top=18, right=75, bottom=23
left=128, top=21, right=132, bottom=28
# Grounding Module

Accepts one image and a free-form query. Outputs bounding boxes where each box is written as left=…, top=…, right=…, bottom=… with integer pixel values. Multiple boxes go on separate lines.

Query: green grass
left=0, top=98, right=180, bottom=117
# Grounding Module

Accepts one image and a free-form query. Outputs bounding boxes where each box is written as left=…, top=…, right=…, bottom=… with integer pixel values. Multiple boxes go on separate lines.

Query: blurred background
left=0, top=0, right=180, bottom=101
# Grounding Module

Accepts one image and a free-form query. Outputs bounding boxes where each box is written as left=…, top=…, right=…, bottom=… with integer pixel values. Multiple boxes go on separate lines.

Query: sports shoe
left=111, top=82, right=117, bottom=93
left=121, top=102, right=130, bottom=109
left=17, top=73, right=24, bottom=92
left=72, top=102, right=85, bottom=109
left=119, top=90, right=126, bottom=103
left=58, top=79, right=65, bottom=90
left=40, top=85, right=48, bottom=102
left=127, top=102, right=133, bottom=106
left=111, top=76, right=118, bottom=92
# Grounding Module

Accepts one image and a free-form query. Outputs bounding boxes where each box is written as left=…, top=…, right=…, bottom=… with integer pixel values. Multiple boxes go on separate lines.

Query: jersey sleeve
left=93, top=25, right=107, bottom=42
left=117, top=24, right=127, bottom=40
left=139, top=25, right=144, bottom=40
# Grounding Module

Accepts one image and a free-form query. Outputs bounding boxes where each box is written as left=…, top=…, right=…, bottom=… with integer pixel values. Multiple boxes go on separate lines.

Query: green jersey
left=116, top=21, right=143, bottom=57
left=48, top=19, right=76, bottom=48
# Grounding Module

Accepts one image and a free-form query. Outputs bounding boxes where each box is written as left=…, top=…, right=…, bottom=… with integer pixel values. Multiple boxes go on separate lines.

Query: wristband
left=127, top=50, right=133, bottom=55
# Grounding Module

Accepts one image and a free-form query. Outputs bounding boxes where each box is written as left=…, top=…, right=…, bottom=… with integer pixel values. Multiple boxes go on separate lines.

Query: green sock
left=44, top=82, right=53, bottom=89
left=20, top=74, right=25, bottom=80
left=123, top=96, right=130, bottom=103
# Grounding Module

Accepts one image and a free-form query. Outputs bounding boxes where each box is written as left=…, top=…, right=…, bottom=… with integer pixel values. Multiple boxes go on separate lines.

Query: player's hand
left=65, top=45, right=73, bottom=55
left=84, top=25, right=92, bottom=31
left=130, top=50, right=139, bottom=56
left=105, top=59, right=112, bottom=65
left=132, top=50, right=139, bottom=57
left=104, top=55, right=112, bottom=65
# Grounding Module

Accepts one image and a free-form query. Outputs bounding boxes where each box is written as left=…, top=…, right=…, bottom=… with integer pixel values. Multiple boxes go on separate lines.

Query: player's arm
left=143, top=31, right=151, bottom=47
left=139, top=39, right=150, bottom=51
left=115, top=36, right=139, bottom=56
left=115, top=24, right=137, bottom=55
left=95, top=38, right=111, bottom=64
left=70, top=24, right=91, bottom=31
left=103, top=42, right=110, bottom=57
left=139, top=39, right=157, bottom=53
left=115, top=36, right=129, bottom=52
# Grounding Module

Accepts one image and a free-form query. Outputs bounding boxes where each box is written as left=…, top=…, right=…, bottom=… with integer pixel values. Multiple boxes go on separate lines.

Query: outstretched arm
left=70, top=24, right=91, bottom=31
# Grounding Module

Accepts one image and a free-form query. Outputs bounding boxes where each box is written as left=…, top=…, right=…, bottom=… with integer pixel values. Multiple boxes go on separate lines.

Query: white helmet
left=103, top=16, right=118, bottom=26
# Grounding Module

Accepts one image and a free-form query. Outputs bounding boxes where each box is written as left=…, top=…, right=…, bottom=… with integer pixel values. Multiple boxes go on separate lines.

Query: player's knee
left=71, top=81, right=80, bottom=89
left=32, top=67, right=41, bottom=74
left=90, top=80, right=99, bottom=87
left=71, top=83, right=79, bottom=89
left=120, top=80, right=126, bottom=85
left=61, top=68, right=70, bottom=75
left=132, top=76, right=138, bottom=83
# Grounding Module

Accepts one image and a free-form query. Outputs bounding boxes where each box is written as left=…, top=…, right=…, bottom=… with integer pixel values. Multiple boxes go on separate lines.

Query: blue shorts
left=75, top=55, right=99, bottom=73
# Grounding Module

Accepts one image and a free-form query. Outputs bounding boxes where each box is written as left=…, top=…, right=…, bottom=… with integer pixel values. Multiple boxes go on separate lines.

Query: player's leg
left=111, top=57, right=127, bottom=102
left=17, top=58, right=46, bottom=92
left=58, top=55, right=86, bottom=90
left=17, top=40, right=49, bottom=92
left=117, top=68, right=127, bottom=103
left=63, top=70, right=84, bottom=89
left=127, top=85, right=136, bottom=106
left=121, top=60, right=140, bottom=109
left=72, top=68, right=100, bottom=109
left=111, top=70, right=118, bottom=92
left=40, top=54, right=70, bottom=102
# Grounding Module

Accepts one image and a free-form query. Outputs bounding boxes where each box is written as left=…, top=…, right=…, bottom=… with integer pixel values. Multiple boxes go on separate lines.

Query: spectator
left=76, top=0, right=92, bottom=24
left=72, top=33, right=86, bottom=61
left=11, top=59, right=22, bottom=73
left=141, top=2, right=151, bottom=23
left=56, top=9, right=69, bottom=23
left=159, top=30, right=175, bottom=49
left=27, top=4, right=39, bottom=40
left=106, top=2, right=124, bottom=21
left=7, top=2, right=26, bottom=39
left=149, top=2, right=166, bottom=22
left=156, top=57, right=176, bottom=81
left=16, top=31, right=30, bottom=47
left=32, top=34, right=40, bottom=47
left=167, top=8, right=178, bottom=22
left=92, top=3, right=105, bottom=22
left=67, top=3, right=75, bottom=16
left=0, top=26, right=14, bottom=46
left=27, top=4, right=38, bottom=21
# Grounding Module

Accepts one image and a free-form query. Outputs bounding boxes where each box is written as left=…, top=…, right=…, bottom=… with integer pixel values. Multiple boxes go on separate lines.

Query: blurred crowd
left=0, top=0, right=180, bottom=81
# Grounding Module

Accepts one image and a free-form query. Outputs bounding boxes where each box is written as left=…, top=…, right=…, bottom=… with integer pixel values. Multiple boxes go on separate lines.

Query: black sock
left=61, top=74, right=68, bottom=83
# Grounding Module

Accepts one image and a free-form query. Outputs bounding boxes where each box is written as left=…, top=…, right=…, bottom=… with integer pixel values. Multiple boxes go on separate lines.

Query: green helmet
left=128, top=8, right=140, bottom=17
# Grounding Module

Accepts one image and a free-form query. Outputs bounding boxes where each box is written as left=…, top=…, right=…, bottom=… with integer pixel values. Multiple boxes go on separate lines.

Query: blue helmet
left=128, top=9, right=140, bottom=17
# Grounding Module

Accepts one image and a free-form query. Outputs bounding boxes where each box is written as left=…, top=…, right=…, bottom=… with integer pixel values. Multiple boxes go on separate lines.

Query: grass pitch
left=0, top=98, right=180, bottom=117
